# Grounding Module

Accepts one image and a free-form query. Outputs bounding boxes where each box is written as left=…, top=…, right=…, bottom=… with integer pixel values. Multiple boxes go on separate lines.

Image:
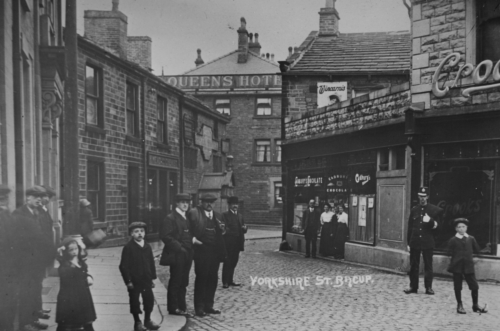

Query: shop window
left=215, top=99, right=230, bottom=115
left=213, top=155, right=222, bottom=172
left=275, top=140, right=282, bottom=163
left=87, top=160, right=105, bottom=221
left=274, top=182, right=283, bottom=206
left=184, top=146, right=197, bottom=169
left=256, top=98, right=272, bottom=116
left=477, top=0, right=500, bottom=63
left=126, top=82, right=138, bottom=136
left=85, top=65, right=103, bottom=126
left=393, top=146, right=406, bottom=170
left=378, top=147, right=406, bottom=171
left=255, top=140, right=271, bottom=163
left=157, top=96, right=168, bottom=143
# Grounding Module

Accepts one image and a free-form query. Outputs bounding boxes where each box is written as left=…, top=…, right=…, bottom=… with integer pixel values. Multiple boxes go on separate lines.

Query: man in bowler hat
left=160, top=193, right=196, bottom=317
left=187, top=193, right=226, bottom=317
left=11, top=186, right=56, bottom=331
left=221, top=196, right=247, bottom=288
left=404, top=187, right=443, bottom=295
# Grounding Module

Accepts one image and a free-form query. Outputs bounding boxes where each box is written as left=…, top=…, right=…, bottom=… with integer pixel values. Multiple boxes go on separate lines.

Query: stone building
left=76, top=1, right=227, bottom=244
left=0, top=0, right=65, bottom=240
left=161, top=18, right=282, bottom=225
left=282, top=0, right=500, bottom=281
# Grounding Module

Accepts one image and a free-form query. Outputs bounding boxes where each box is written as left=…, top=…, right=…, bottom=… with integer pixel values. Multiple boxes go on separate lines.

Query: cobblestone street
left=157, top=239, right=500, bottom=331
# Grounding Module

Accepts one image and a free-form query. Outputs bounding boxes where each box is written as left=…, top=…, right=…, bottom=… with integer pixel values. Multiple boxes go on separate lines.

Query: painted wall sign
left=327, top=174, right=349, bottom=193
left=317, top=82, right=348, bottom=108
left=350, top=168, right=376, bottom=195
left=432, top=52, right=500, bottom=98
left=294, top=176, right=323, bottom=187
left=163, top=75, right=282, bottom=89
left=148, top=152, right=179, bottom=169
left=183, top=115, right=194, bottom=146
left=195, top=125, right=219, bottom=161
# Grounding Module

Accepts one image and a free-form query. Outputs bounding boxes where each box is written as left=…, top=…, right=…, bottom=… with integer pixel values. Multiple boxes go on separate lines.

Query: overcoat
left=159, top=210, right=194, bottom=266
left=407, top=203, right=443, bottom=250
left=221, top=210, right=246, bottom=252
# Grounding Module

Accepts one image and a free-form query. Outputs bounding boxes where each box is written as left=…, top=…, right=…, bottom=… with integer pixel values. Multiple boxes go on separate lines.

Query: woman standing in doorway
left=319, top=204, right=336, bottom=256
left=333, top=205, right=349, bottom=259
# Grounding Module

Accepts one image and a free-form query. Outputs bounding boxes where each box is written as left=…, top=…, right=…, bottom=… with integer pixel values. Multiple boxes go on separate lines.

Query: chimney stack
left=249, top=32, right=262, bottom=55
left=319, top=0, right=340, bottom=36
left=127, top=36, right=152, bottom=70
left=237, top=17, right=249, bottom=63
left=195, top=49, right=204, bottom=67
left=84, top=0, right=128, bottom=59
left=287, top=46, right=293, bottom=60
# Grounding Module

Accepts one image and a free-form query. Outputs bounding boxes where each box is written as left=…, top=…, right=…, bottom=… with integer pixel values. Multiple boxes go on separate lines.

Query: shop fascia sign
left=327, top=174, right=348, bottom=193
left=164, top=74, right=281, bottom=89
left=432, top=52, right=500, bottom=98
left=354, top=173, right=371, bottom=186
left=294, top=176, right=323, bottom=187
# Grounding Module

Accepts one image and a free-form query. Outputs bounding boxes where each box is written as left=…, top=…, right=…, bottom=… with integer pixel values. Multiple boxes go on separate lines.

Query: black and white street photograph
left=1, top=0, right=500, bottom=330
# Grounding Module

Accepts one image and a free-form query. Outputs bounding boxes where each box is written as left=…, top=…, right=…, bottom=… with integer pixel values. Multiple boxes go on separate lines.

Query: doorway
left=146, top=168, right=177, bottom=235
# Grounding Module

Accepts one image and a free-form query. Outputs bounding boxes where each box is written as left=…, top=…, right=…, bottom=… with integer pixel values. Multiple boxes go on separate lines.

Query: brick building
left=281, top=0, right=411, bottom=259
left=161, top=18, right=283, bottom=225
left=0, top=0, right=65, bottom=240
left=282, top=0, right=500, bottom=281
left=75, top=2, right=227, bottom=244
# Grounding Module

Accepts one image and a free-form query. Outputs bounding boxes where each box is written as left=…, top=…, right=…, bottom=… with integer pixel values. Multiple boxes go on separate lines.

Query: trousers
left=453, top=273, right=479, bottom=291
left=193, top=246, right=220, bottom=313
left=128, top=286, right=154, bottom=315
left=167, top=249, right=193, bottom=312
left=304, top=232, right=317, bottom=257
left=409, top=248, right=433, bottom=290
left=222, top=236, right=241, bottom=285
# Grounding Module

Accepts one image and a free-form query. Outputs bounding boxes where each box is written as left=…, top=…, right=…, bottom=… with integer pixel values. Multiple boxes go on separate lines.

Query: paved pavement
left=42, top=245, right=185, bottom=331
left=156, top=239, right=500, bottom=331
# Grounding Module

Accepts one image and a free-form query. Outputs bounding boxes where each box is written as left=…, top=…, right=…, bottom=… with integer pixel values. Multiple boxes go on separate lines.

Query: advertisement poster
left=292, top=203, right=308, bottom=233
left=359, top=196, right=367, bottom=227
left=317, top=82, right=348, bottom=107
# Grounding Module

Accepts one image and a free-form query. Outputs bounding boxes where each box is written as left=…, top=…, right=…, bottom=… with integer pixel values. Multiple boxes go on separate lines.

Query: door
left=147, top=168, right=177, bottom=235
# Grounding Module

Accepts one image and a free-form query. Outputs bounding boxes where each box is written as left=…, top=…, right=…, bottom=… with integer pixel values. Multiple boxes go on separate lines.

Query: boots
left=457, top=303, right=466, bottom=314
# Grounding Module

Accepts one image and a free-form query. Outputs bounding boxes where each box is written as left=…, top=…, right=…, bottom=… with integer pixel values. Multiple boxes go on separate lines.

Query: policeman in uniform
left=404, top=187, right=443, bottom=295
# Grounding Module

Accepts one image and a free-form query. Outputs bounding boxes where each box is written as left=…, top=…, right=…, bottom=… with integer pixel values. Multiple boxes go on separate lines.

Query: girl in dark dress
left=333, top=205, right=350, bottom=259
left=56, top=239, right=96, bottom=331
left=319, top=204, right=337, bottom=256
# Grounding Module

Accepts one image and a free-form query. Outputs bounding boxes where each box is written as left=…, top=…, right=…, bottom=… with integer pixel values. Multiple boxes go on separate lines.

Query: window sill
left=251, top=162, right=281, bottom=167
left=253, top=116, right=281, bottom=120
left=125, top=135, right=142, bottom=144
left=155, top=142, right=171, bottom=151
left=85, top=125, right=106, bottom=135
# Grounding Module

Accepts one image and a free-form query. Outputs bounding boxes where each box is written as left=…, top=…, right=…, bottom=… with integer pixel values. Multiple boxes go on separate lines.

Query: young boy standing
left=119, top=222, right=160, bottom=331
left=447, top=218, right=488, bottom=314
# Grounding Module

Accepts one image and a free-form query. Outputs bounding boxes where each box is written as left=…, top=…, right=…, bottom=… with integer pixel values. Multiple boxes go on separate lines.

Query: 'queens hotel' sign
left=163, top=74, right=282, bottom=89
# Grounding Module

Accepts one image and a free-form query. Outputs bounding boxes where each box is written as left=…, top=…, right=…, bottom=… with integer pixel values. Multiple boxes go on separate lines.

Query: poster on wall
left=317, top=82, right=348, bottom=108
left=292, top=203, right=308, bottom=233
left=359, top=196, right=367, bottom=227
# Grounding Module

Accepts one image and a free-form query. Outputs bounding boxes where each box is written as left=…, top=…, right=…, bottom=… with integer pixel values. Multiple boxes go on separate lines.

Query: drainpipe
left=179, top=96, right=184, bottom=192
left=13, top=0, right=23, bottom=207
left=141, top=77, right=148, bottom=222
left=62, top=0, right=80, bottom=235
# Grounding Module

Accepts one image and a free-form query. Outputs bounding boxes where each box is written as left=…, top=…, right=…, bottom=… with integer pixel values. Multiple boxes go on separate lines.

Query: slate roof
left=183, top=50, right=279, bottom=75
left=288, top=31, right=411, bottom=74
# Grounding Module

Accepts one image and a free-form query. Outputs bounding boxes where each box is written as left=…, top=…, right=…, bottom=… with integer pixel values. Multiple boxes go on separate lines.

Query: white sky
left=76, top=0, right=411, bottom=75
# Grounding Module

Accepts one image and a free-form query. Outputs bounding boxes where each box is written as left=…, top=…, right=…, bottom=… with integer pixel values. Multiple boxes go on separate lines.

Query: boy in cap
left=160, top=193, right=195, bottom=316
left=404, top=186, right=442, bottom=295
left=447, top=218, right=487, bottom=314
left=119, top=222, right=160, bottom=331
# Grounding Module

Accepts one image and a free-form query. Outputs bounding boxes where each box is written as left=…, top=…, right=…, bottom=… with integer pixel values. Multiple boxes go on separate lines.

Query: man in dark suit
left=302, top=199, right=321, bottom=258
left=187, top=193, right=226, bottom=317
left=404, top=187, right=443, bottom=295
left=221, top=196, right=247, bottom=288
left=159, top=193, right=195, bottom=317
left=11, top=186, right=55, bottom=331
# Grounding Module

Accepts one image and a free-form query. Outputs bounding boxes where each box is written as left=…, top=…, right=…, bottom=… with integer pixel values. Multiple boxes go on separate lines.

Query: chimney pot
left=261, top=53, right=265, bottom=57
left=112, top=0, right=119, bottom=11
left=237, top=17, right=249, bottom=63
left=255, top=33, right=259, bottom=43
left=249, top=33, right=253, bottom=42
left=271, top=54, right=275, bottom=62
left=294, top=47, right=298, bottom=54
left=288, top=47, right=293, bottom=55
left=266, top=53, right=270, bottom=59
left=195, top=48, right=205, bottom=67
left=325, top=0, right=334, bottom=8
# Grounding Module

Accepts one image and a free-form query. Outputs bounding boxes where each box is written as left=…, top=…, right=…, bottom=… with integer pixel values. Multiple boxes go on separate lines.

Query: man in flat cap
left=0, top=185, right=16, bottom=331
left=221, top=196, right=247, bottom=288
left=404, top=186, right=443, bottom=295
left=187, top=193, right=226, bottom=317
left=160, top=193, right=196, bottom=317
left=11, top=186, right=56, bottom=331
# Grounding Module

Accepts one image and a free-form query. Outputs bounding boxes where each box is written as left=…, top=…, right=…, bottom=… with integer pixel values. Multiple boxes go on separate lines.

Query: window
left=275, top=140, right=282, bottom=163
left=87, top=160, right=105, bottom=221
left=184, top=146, right=197, bottom=169
left=157, top=96, right=168, bottom=143
left=274, top=182, right=283, bottom=205
left=213, top=120, right=219, bottom=139
left=85, top=65, right=102, bottom=126
left=126, top=82, right=138, bottom=136
left=477, top=0, right=500, bottom=63
left=256, top=98, right=272, bottom=116
left=213, top=155, right=222, bottom=172
left=215, top=99, right=230, bottom=115
left=255, top=140, right=271, bottom=163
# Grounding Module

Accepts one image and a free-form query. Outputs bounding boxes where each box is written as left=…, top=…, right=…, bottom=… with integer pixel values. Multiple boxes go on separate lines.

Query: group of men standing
left=160, top=193, right=247, bottom=317
left=0, top=185, right=57, bottom=331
